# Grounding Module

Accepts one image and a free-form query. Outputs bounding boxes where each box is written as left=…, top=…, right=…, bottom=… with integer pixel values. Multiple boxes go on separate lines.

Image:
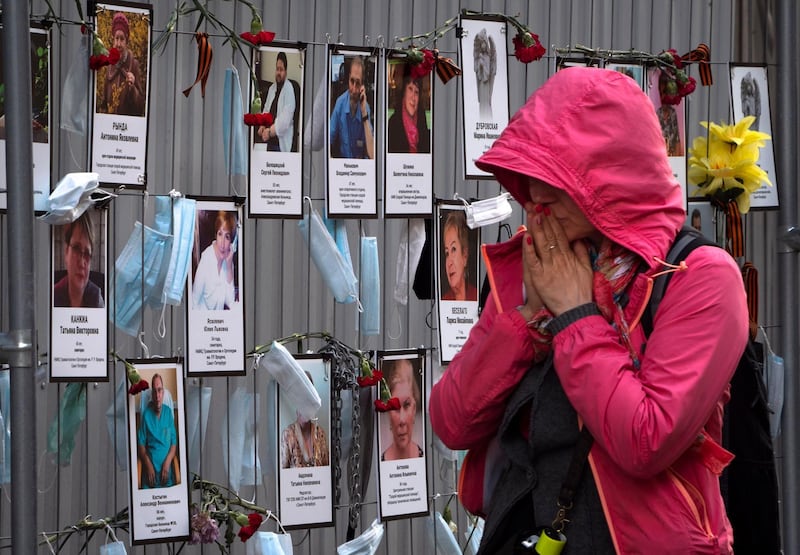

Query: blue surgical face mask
left=324, top=216, right=355, bottom=273
left=47, top=383, right=87, bottom=466
left=223, top=66, right=247, bottom=177
left=246, top=531, right=292, bottom=555
left=298, top=200, right=360, bottom=306
left=39, top=172, right=114, bottom=225
left=359, top=236, right=380, bottom=336
left=110, top=222, right=173, bottom=336
left=99, top=541, right=128, bottom=555
left=160, top=196, right=197, bottom=307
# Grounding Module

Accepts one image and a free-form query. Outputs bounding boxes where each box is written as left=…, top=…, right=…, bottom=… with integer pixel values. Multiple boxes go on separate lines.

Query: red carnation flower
left=374, top=397, right=401, bottom=412
left=409, top=49, right=436, bottom=80
left=243, top=112, right=274, bottom=127
left=238, top=525, right=256, bottom=542
left=357, top=369, right=383, bottom=388
left=128, top=379, right=149, bottom=396
left=247, top=513, right=263, bottom=527
left=512, top=32, right=546, bottom=64
left=240, top=30, right=276, bottom=46
left=107, top=47, right=121, bottom=65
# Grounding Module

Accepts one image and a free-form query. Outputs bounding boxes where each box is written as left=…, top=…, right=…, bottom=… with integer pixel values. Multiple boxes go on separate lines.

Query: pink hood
left=476, top=67, right=686, bottom=271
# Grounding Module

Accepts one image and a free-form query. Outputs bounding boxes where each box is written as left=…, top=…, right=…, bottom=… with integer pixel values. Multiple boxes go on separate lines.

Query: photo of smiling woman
left=192, top=210, right=239, bottom=310
left=440, top=209, right=478, bottom=302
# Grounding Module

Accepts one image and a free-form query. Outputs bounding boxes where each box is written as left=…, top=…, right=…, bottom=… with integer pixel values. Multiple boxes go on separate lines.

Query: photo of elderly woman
left=387, top=62, right=430, bottom=154
left=94, top=8, right=148, bottom=116
left=379, top=357, right=424, bottom=461
left=439, top=209, right=478, bottom=302
left=191, top=210, right=239, bottom=310
left=53, top=211, right=105, bottom=308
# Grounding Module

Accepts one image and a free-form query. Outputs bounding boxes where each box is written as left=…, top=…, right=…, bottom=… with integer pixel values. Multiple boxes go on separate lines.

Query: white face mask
left=393, top=218, right=426, bottom=306
left=39, top=172, right=113, bottom=225
left=464, top=192, right=513, bottom=229
left=259, top=341, right=321, bottom=421
left=337, top=519, right=384, bottom=555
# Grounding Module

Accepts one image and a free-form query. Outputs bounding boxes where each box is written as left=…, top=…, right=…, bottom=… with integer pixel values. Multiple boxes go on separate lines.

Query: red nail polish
left=535, top=216, right=542, bottom=226
left=535, top=204, right=543, bottom=213
left=543, top=206, right=551, bottom=216
left=527, top=236, right=532, bottom=245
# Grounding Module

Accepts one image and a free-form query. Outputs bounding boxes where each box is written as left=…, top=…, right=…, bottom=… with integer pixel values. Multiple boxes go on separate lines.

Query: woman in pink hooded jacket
left=429, top=67, right=748, bottom=553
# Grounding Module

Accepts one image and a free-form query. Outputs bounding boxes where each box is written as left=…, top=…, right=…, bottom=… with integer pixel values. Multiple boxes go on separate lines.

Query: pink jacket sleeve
left=553, top=246, right=749, bottom=478
left=429, top=295, right=542, bottom=450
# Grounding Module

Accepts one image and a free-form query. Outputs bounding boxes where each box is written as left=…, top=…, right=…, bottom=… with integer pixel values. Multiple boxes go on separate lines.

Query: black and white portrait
left=730, top=64, right=778, bottom=209
left=459, top=15, right=509, bottom=179
left=473, top=28, right=497, bottom=120
left=740, top=71, right=761, bottom=130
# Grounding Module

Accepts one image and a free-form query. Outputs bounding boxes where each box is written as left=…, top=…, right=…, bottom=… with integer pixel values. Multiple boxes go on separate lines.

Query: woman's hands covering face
left=523, top=202, right=594, bottom=317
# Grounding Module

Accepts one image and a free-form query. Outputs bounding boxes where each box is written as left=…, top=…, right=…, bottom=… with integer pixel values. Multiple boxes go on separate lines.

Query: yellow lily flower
left=688, top=118, right=772, bottom=214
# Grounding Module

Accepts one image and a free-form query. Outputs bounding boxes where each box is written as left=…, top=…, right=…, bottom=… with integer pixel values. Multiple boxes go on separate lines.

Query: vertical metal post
left=776, top=1, right=799, bottom=553
left=1, top=2, right=38, bottom=554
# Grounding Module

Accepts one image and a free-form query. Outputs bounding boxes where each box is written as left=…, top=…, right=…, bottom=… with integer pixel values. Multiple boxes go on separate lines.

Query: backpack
left=642, top=226, right=781, bottom=554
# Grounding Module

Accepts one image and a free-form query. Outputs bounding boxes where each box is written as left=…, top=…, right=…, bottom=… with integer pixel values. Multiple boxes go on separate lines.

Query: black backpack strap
left=642, top=226, right=717, bottom=336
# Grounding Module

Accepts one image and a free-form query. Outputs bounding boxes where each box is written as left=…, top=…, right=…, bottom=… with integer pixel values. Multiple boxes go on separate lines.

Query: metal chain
left=317, top=337, right=365, bottom=527
left=348, top=378, right=362, bottom=529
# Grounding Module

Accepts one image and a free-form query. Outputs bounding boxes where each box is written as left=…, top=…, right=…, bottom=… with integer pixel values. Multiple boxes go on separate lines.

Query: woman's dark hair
left=63, top=212, right=95, bottom=251
left=395, top=70, right=425, bottom=113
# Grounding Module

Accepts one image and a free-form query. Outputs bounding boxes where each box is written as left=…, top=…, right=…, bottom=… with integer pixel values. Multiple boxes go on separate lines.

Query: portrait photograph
left=606, top=61, right=645, bottom=90
left=90, top=2, right=151, bottom=188
left=437, top=206, right=479, bottom=303
left=326, top=46, right=379, bottom=218
left=686, top=201, right=717, bottom=244
left=93, top=4, right=149, bottom=117
left=459, top=14, right=509, bottom=179
left=126, top=359, right=190, bottom=545
left=0, top=25, right=51, bottom=213
left=435, top=202, right=481, bottom=364
left=384, top=52, right=434, bottom=217
left=376, top=349, right=429, bottom=520
left=648, top=67, right=687, bottom=207
left=186, top=197, right=246, bottom=376
left=386, top=58, right=431, bottom=154
left=249, top=42, right=306, bottom=218
left=49, top=207, right=109, bottom=381
left=730, top=64, right=779, bottom=209
left=328, top=50, right=377, bottom=160
left=277, top=355, right=334, bottom=529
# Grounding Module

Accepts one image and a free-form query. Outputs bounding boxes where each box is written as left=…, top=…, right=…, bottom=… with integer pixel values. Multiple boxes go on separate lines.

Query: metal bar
left=775, top=0, right=798, bottom=553
left=2, top=1, right=39, bottom=554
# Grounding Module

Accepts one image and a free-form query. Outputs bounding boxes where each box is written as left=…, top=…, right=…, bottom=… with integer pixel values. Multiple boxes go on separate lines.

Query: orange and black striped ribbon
left=724, top=200, right=744, bottom=258
left=435, top=55, right=462, bottom=84
left=681, top=43, right=712, bottom=86
left=183, top=32, right=213, bottom=98
left=742, top=262, right=758, bottom=340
